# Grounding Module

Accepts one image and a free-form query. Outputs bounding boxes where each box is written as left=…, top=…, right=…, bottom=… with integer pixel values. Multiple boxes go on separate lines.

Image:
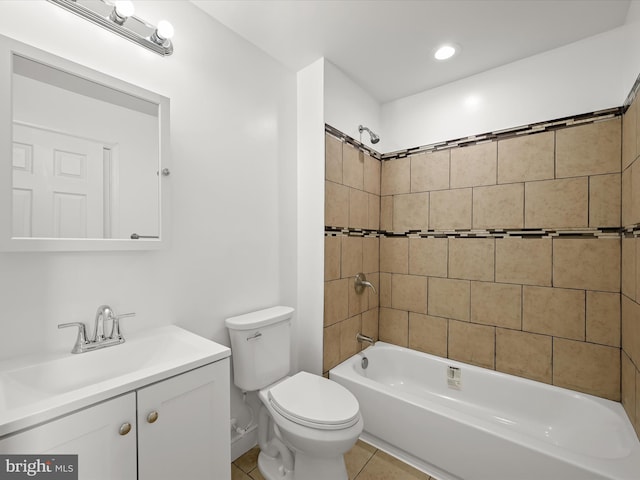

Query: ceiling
left=192, top=0, right=632, bottom=104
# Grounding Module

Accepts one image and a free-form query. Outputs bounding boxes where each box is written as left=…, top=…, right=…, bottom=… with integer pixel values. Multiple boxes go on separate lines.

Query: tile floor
left=231, top=440, right=438, bottom=480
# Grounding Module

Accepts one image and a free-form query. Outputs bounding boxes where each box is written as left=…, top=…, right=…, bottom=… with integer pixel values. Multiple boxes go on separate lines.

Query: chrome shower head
left=358, top=125, right=380, bottom=144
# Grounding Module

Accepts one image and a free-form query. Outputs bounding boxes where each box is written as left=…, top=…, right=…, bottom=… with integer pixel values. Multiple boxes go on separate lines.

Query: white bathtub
left=330, top=342, right=640, bottom=480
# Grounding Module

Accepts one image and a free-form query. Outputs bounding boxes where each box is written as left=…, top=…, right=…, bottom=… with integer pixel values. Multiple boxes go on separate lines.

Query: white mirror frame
left=0, top=35, right=170, bottom=252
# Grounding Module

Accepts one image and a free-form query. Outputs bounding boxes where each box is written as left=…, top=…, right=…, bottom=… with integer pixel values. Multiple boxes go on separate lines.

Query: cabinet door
left=0, top=393, right=137, bottom=480
left=137, top=360, right=230, bottom=480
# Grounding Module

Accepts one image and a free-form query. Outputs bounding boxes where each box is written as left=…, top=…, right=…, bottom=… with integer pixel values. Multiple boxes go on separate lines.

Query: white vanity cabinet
left=138, top=360, right=231, bottom=480
left=0, top=360, right=230, bottom=480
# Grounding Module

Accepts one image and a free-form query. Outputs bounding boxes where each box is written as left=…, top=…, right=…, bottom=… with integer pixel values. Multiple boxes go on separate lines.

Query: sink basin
left=0, top=325, right=230, bottom=437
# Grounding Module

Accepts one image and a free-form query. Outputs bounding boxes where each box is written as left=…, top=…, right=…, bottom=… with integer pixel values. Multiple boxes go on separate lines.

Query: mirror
left=0, top=35, right=170, bottom=251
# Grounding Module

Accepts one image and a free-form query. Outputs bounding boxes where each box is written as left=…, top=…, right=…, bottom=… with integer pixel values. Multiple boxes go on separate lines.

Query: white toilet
left=225, top=306, right=363, bottom=480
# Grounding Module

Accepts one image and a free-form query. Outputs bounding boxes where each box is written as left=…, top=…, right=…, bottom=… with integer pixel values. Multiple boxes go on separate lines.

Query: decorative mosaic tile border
left=325, top=227, right=623, bottom=240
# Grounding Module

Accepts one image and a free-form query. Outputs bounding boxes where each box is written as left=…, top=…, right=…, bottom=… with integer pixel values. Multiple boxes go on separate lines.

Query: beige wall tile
left=379, top=308, right=408, bottom=346
left=636, top=238, right=640, bottom=302
left=621, top=352, right=636, bottom=427
left=325, top=134, right=342, bottom=183
left=586, top=291, right=620, bottom=347
left=448, top=320, right=495, bottom=369
left=409, top=237, right=448, bottom=277
left=391, top=274, right=428, bottom=314
left=556, top=118, right=621, bottom=178
left=323, top=323, right=340, bottom=374
left=379, top=272, right=392, bottom=307
left=349, top=278, right=368, bottom=317
left=408, top=313, right=448, bottom=357
left=380, top=237, right=408, bottom=273
left=430, top=188, right=472, bottom=230
left=553, top=239, right=620, bottom=292
left=363, top=237, right=379, bottom=274
left=349, top=188, right=368, bottom=229
left=448, top=238, right=495, bottom=281
left=636, top=370, right=640, bottom=438
left=553, top=338, right=620, bottom=400
left=380, top=196, right=393, bottom=231
left=341, top=236, right=363, bottom=278
left=496, top=329, right=552, bottom=383
left=623, top=99, right=638, bottom=171
left=497, top=131, right=555, bottom=183
left=411, top=150, right=449, bottom=192
left=523, top=286, right=585, bottom=340
left=366, top=272, right=379, bottom=309
left=393, top=192, right=429, bottom=232
left=368, top=194, right=380, bottom=230
left=471, top=282, right=522, bottom=329
left=324, top=278, right=348, bottom=326
left=525, top=177, right=588, bottom=228
left=428, top=277, right=470, bottom=321
left=381, top=157, right=410, bottom=195
left=450, top=142, right=497, bottom=188
left=622, top=237, right=636, bottom=300
left=342, top=143, right=363, bottom=189
left=622, top=167, right=632, bottom=227
left=473, top=183, right=524, bottom=229
left=325, top=181, right=349, bottom=227
left=589, top=173, right=621, bottom=227
left=632, top=161, right=640, bottom=225
left=363, top=153, right=381, bottom=195
left=622, top=295, right=640, bottom=367
left=495, top=238, right=552, bottom=286
left=340, top=315, right=362, bottom=362
left=324, top=236, right=341, bottom=281
left=362, top=308, right=379, bottom=342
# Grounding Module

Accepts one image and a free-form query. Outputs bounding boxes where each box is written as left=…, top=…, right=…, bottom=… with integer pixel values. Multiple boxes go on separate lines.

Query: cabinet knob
left=119, top=422, right=132, bottom=436
left=147, top=411, right=159, bottom=424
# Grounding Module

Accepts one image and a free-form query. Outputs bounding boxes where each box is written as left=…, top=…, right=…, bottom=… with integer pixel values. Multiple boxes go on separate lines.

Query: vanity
left=0, top=326, right=231, bottom=479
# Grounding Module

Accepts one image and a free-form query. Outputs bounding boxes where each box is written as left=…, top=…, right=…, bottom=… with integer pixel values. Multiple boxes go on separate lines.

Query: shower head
left=358, top=125, right=380, bottom=144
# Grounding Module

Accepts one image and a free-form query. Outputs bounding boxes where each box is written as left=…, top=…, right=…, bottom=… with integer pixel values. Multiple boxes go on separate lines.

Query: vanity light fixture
left=48, top=0, right=174, bottom=56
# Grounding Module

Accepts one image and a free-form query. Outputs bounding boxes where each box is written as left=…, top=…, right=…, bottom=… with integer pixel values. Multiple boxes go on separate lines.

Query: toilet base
left=257, top=450, right=348, bottom=480
left=258, top=451, right=293, bottom=480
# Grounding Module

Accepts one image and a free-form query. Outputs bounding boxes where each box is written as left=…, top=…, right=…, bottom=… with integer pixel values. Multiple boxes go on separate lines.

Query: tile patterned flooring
left=231, top=440, right=437, bottom=480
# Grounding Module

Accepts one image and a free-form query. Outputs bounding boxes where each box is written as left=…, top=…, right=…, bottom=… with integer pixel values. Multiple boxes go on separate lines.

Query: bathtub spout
left=356, top=333, right=375, bottom=347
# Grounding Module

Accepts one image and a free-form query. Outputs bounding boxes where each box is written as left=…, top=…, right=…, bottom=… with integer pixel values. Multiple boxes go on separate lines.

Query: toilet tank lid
left=225, top=306, right=294, bottom=331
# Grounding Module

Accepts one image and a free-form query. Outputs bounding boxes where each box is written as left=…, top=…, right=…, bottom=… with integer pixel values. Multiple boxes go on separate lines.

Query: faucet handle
left=58, top=322, right=89, bottom=354
left=110, top=312, right=136, bottom=341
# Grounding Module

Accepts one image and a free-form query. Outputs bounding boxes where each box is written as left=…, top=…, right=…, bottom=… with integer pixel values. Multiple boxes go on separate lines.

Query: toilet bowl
left=225, top=307, right=363, bottom=480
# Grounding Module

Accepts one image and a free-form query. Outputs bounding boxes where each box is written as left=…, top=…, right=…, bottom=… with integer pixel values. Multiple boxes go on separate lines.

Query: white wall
left=0, top=0, right=296, bottom=436
left=295, top=58, right=325, bottom=375
left=324, top=60, right=383, bottom=151
left=381, top=22, right=639, bottom=152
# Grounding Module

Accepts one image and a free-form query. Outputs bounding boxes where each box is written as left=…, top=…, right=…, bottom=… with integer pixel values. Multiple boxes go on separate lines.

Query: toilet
left=225, top=306, right=363, bottom=480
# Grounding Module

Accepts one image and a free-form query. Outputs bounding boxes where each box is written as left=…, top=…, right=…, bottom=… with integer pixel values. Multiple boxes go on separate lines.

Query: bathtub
left=330, top=342, right=640, bottom=480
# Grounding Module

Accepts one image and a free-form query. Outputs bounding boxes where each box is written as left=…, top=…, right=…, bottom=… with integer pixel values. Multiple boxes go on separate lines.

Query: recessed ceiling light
left=434, top=44, right=457, bottom=61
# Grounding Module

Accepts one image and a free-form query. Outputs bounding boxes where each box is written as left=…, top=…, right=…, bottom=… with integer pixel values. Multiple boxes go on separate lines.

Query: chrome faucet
left=354, top=273, right=377, bottom=295
left=58, top=305, right=136, bottom=354
left=356, top=333, right=375, bottom=347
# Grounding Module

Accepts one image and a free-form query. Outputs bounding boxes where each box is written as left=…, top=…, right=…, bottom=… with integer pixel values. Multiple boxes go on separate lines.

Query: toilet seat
left=268, top=372, right=360, bottom=430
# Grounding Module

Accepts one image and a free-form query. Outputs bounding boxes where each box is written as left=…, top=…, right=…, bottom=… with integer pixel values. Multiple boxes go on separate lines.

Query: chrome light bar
left=47, top=0, right=174, bottom=56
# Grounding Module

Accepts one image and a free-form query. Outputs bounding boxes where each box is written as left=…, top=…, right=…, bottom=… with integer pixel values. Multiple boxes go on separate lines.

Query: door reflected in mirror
left=12, top=54, right=160, bottom=240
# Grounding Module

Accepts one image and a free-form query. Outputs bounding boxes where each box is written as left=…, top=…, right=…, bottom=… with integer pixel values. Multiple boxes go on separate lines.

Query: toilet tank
left=225, top=306, right=293, bottom=392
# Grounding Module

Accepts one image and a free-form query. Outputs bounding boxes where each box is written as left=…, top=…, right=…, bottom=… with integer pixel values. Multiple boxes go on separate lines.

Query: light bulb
left=156, top=20, right=174, bottom=40
left=114, top=0, right=135, bottom=18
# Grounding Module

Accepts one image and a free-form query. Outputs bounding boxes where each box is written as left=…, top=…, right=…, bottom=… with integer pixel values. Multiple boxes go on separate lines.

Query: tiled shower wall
left=376, top=118, right=622, bottom=402
left=324, top=115, right=625, bottom=401
left=323, top=136, right=380, bottom=374
left=621, top=90, right=640, bottom=438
